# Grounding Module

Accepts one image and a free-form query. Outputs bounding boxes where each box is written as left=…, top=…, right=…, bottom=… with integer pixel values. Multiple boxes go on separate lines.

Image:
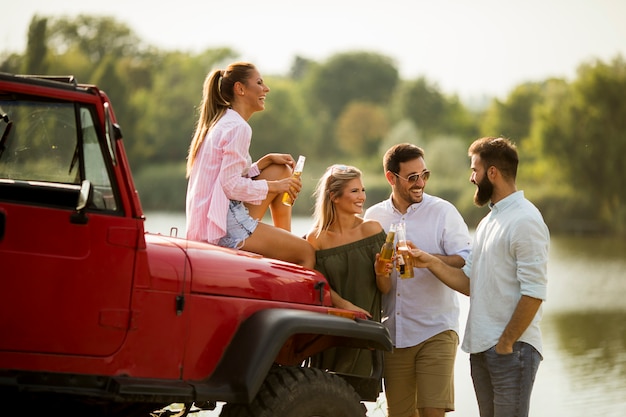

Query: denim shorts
left=217, top=200, right=258, bottom=249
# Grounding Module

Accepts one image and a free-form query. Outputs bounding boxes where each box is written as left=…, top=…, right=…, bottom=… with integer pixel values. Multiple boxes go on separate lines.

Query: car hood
left=145, top=233, right=330, bottom=306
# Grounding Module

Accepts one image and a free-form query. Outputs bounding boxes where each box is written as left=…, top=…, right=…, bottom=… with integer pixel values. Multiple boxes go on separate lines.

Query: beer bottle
left=396, top=222, right=414, bottom=279
left=379, top=224, right=397, bottom=262
left=282, top=155, right=306, bottom=206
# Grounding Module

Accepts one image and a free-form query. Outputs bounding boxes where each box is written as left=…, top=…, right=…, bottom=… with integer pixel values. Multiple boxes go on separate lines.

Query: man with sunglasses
left=364, top=143, right=471, bottom=417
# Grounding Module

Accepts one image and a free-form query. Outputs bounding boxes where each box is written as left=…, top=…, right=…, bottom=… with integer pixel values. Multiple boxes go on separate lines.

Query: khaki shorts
left=383, top=330, right=459, bottom=417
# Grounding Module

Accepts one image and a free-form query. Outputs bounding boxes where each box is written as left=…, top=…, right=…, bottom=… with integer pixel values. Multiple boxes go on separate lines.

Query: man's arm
left=496, top=295, right=543, bottom=354
left=433, top=253, right=466, bottom=268
left=410, top=249, right=470, bottom=296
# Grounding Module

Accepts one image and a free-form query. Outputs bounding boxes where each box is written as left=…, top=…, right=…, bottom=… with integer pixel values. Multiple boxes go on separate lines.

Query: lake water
left=145, top=213, right=626, bottom=417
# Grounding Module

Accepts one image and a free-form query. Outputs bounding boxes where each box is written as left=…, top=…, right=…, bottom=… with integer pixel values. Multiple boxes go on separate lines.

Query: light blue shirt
left=462, top=190, right=550, bottom=355
left=364, top=193, right=471, bottom=348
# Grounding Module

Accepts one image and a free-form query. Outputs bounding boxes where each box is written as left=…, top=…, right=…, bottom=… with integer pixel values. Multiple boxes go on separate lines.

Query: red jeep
left=0, top=73, right=391, bottom=417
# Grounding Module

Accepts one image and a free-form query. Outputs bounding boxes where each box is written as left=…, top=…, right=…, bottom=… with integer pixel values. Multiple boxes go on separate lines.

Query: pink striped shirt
left=186, top=109, right=268, bottom=244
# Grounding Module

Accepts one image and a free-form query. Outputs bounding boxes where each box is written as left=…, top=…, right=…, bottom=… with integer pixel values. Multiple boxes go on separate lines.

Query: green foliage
left=48, top=14, right=142, bottom=63
left=442, top=95, right=481, bottom=140
left=250, top=77, right=318, bottom=158
left=391, top=78, right=481, bottom=144
left=288, top=55, right=317, bottom=81
left=3, top=13, right=625, bottom=235
left=480, top=82, right=545, bottom=143
left=380, top=119, right=422, bottom=154
left=335, top=102, right=389, bottom=157
left=134, top=163, right=187, bottom=212
left=395, top=77, right=448, bottom=137
left=46, top=46, right=93, bottom=81
left=529, top=185, right=609, bottom=235
left=533, top=56, right=626, bottom=234
left=425, top=136, right=470, bottom=188
left=304, top=51, right=399, bottom=120
left=24, top=16, right=48, bottom=74
left=0, top=52, right=22, bottom=73
left=127, top=48, right=238, bottom=170
left=92, top=56, right=128, bottom=114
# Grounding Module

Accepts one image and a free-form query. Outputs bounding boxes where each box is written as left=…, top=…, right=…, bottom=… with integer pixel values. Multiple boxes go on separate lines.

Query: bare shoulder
left=305, top=228, right=324, bottom=250
left=360, top=218, right=384, bottom=236
left=305, top=229, right=318, bottom=245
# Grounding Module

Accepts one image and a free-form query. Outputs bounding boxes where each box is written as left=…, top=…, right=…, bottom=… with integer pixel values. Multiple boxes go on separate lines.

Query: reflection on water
left=554, top=311, right=626, bottom=369
left=546, top=311, right=626, bottom=415
left=542, top=237, right=626, bottom=414
left=546, top=235, right=626, bottom=313
left=145, top=214, right=626, bottom=416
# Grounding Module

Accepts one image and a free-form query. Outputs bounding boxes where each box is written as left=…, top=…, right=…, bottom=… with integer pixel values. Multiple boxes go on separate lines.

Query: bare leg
left=268, top=190, right=292, bottom=231
left=245, top=163, right=293, bottom=231
left=241, top=222, right=315, bottom=269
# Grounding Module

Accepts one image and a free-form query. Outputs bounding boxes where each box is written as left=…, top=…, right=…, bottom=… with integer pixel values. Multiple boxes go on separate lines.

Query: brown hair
left=186, top=62, right=257, bottom=178
left=468, top=136, right=519, bottom=180
left=383, top=143, right=425, bottom=174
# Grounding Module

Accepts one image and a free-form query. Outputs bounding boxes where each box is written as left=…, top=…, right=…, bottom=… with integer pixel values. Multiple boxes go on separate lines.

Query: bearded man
left=410, top=136, right=550, bottom=417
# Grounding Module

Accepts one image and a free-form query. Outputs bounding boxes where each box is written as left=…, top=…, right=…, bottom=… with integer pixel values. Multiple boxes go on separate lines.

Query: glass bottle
left=379, top=223, right=397, bottom=262
left=282, top=155, right=306, bottom=206
left=396, top=222, right=414, bottom=279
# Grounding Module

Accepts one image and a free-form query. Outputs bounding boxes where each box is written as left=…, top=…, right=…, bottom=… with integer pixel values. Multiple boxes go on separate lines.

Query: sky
left=3, top=0, right=626, bottom=100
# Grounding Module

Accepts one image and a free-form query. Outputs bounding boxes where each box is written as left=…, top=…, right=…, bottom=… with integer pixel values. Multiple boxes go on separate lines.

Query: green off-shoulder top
left=312, top=230, right=386, bottom=376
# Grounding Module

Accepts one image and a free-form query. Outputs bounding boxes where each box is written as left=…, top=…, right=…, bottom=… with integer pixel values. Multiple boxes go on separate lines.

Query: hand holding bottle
left=376, top=224, right=396, bottom=276
left=396, top=222, right=414, bottom=279
left=375, top=253, right=394, bottom=276
left=407, top=243, right=435, bottom=269
left=282, top=155, right=306, bottom=206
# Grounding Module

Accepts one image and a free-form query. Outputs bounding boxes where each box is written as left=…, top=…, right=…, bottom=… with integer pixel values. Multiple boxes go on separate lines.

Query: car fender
left=198, top=308, right=391, bottom=403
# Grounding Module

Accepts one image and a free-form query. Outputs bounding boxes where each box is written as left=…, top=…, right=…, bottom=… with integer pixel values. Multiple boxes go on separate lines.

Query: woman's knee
left=299, top=240, right=316, bottom=269
left=259, top=163, right=292, bottom=180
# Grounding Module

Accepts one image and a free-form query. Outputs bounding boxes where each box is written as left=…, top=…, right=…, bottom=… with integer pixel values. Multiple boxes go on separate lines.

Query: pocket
left=488, top=344, right=520, bottom=358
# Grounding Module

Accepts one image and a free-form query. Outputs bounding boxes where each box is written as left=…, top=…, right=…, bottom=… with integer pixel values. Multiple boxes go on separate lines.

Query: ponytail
left=186, top=63, right=257, bottom=178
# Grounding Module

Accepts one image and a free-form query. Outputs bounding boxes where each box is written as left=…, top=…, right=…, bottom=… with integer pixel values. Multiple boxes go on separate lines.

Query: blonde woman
left=306, top=164, right=391, bottom=376
left=186, top=62, right=314, bottom=268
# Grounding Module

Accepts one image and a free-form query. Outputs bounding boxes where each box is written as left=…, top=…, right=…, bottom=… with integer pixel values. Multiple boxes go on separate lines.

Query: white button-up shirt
left=462, top=190, right=550, bottom=355
left=364, top=193, right=471, bottom=348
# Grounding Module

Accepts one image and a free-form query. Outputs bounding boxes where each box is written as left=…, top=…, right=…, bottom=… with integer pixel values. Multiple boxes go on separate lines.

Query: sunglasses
left=392, top=170, right=431, bottom=184
left=331, top=164, right=349, bottom=173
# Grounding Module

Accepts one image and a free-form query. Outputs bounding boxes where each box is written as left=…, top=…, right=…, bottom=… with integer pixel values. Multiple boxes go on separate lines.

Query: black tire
left=219, top=366, right=366, bottom=417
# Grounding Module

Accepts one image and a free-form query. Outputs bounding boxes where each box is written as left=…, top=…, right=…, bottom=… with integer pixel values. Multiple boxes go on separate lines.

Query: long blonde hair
left=311, top=164, right=362, bottom=237
left=186, top=62, right=257, bottom=178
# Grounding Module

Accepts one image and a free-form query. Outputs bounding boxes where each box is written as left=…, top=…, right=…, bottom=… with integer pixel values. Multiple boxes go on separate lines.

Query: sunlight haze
left=3, top=0, right=626, bottom=100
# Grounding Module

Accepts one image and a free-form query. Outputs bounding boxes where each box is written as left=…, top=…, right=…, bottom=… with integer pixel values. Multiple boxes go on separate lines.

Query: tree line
left=2, top=15, right=625, bottom=235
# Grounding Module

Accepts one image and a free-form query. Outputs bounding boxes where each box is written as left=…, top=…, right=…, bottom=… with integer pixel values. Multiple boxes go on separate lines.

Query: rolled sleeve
left=247, top=162, right=261, bottom=178
left=513, top=217, right=550, bottom=301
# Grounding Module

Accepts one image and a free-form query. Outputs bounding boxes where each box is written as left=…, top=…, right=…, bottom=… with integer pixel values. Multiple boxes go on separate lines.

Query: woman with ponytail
left=186, top=62, right=314, bottom=268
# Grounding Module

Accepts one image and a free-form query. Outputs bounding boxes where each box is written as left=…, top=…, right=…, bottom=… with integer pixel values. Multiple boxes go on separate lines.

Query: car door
left=0, top=92, right=138, bottom=357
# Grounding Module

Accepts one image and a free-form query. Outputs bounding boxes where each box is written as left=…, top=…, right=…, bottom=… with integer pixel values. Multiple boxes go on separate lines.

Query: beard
left=473, top=175, right=494, bottom=207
